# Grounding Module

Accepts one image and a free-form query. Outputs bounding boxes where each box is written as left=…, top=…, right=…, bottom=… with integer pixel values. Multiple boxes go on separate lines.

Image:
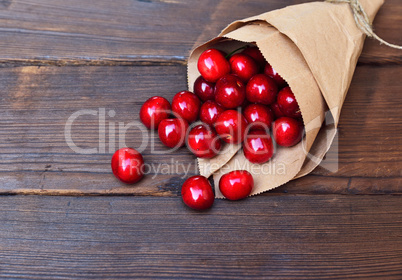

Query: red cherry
left=199, top=100, right=225, bottom=126
left=193, top=76, right=215, bottom=102
left=111, top=147, right=144, bottom=184
left=219, top=170, right=254, bottom=200
left=214, top=110, right=248, bottom=144
left=229, top=53, right=259, bottom=83
left=243, top=130, right=274, bottom=164
left=264, top=63, right=287, bottom=88
left=215, top=74, right=246, bottom=109
left=243, top=104, right=274, bottom=131
left=181, top=175, right=214, bottom=210
left=246, top=74, right=278, bottom=105
left=276, top=87, right=302, bottom=119
left=158, top=118, right=188, bottom=148
left=197, top=48, right=231, bottom=83
left=273, top=117, right=303, bottom=147
left=270, top=102, right=285, bottom=119
left=187, top=124, right=222, bottom=158
left=241, top=47, right=265, bottom=70
left=139, top=96, right=171, bottom=129
left=171, top=91, right=201, bottom=123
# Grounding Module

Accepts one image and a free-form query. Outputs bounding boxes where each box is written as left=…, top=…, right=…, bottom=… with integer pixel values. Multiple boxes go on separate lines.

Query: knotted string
left=326, top=0, right=402, bottom=50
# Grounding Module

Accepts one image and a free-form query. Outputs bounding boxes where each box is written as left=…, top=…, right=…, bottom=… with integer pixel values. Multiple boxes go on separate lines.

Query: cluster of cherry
left=111, top=46, right=304, bottom=211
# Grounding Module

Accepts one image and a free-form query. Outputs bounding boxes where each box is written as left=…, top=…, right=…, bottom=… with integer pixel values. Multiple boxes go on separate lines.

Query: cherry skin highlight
left=171, top=91, right=201, bottom=123
left=241, top=46, right=265, bottom=70
left=243, top=130, right=274, bottom=164
left=111, top=147, right=144, bottom=184
left=215, top=74, right=246, bottom=109
left=158, top=118, right=188, bottom=148
left=214, top=110, right=248, bottom=144
left=273, top=117, right=303, bottom=147
left=181, top=175, right=214, bottom=210
left=197, top=48, right=231, bottom=83
left=140, top=96, right=171, bottom=129
left=243, top=104, right=274, bottom=131
left=187, top=124, right=222, bottom=158
left=264, top=63, right=287, bottom=88
left=229, top=53, right=259, bottom=83
left=219, top=170, right=254, bottom=200
left=276, top=86, right=302, bottom=119
left=193, top=75, right=215, bottom=102
left=246, top=74, right=278, bottom=105
left=199, top=100, right=225, bottom=126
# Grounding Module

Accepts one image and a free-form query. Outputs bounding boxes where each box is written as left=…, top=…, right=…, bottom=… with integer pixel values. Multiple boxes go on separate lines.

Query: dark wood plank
left=0, top=64, right=400, bottom=195
left=0, top=195, right=401, bottom=279
left=0, top=0, right=398, bottom=65
left=0, top=65, right=196, bottom=195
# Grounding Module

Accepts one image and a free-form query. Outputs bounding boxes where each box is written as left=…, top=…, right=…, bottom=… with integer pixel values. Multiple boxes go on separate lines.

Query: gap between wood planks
left=0, top=55, right=400, bottom=67
left=0, top=56, right=187, bottom=67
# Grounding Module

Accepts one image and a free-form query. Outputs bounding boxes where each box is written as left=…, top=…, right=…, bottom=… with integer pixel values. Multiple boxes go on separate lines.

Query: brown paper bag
left=187, top=0, right=384, bottom=198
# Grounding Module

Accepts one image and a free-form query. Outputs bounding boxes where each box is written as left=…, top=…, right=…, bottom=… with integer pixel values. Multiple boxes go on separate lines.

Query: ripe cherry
left=199, top=100, right=225, bottom=126
left=229, top=53, right=259, bottom=83
left=243, top=104, right=274, bottom=131
left=270, top=102, right=285, bottom=119
left=193, top=76, right=215, bottom=102
left=276, top=87, right=302, bottom=119
left=243, top=130, right=274, bottom=164
left=187, top=124, right=222, bottom=158
left=139, top=96, right=171, bottom=129
left=241, top=46, right=265, bottom=70
left=246, top=74, right=278, bottom=105
left=273, top=117, right=303, bottom=147
left=264, top=63, right=287, bottom=88
left=197, top=48, right=231, bottom=83
left=171, top=91, right=201, bottom=123
left=111, top=147, right=144, bottom=184
left=215, top=110, right=248, bottom=144
left=215, top=74, right=246, bottom=109
left=181, top=175, right=214, bottom=210
left=158, top=118, right=188, bottom=148
left=219, top=170, right=254, bottom=200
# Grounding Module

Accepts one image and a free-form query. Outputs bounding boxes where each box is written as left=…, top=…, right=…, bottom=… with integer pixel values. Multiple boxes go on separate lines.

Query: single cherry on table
left=197, top=48, right=231, bottom=83
left=219, top=170, right=254, bottom=200
left=187, top=124, right=222, bottom=158
left=111, top=147, right=144, bottom=184
left=229, top=53, right=259, bottom=83
left=243, top=130, right=274, bottom=164
left=246, top=74, right=278, bottom=105
left=215, top=74, right=246, bottom=109
left=181, top=175, right=215, bottom=210
left=243, top=104, right=274, bottom=131
left=199, top=100, right=225, bottom=126
left=139, top=96, right=171, bottom=129
left=158, top=118, right=188, bottom=148
left=214, top=110, right=248, bottom=144
left=171, top=90, right=201, bottom=123
left=273, top=117, right=303, bottom=147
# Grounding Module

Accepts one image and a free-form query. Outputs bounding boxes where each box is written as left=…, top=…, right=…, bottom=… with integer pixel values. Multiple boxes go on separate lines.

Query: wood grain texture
left=0, top=195, right=401, bottom=279
left=0, top=64, right=400, bottom=196
left=0, top=0, right=399, bottom=66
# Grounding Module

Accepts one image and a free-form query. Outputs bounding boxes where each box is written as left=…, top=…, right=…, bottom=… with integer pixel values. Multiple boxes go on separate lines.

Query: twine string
left=326, top=0, right=402, bottom=50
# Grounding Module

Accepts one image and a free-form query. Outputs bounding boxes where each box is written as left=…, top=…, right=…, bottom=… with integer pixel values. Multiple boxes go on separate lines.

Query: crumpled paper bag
left=187, top=0, right=384, bottom=198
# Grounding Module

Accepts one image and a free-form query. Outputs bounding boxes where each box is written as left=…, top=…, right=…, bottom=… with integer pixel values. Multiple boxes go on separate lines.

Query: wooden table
left=0, top=0, right=401, bottom=279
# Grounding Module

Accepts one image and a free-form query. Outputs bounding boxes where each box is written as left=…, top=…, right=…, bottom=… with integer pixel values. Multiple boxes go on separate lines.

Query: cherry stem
left=225, top=46, right=248, bottom=59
